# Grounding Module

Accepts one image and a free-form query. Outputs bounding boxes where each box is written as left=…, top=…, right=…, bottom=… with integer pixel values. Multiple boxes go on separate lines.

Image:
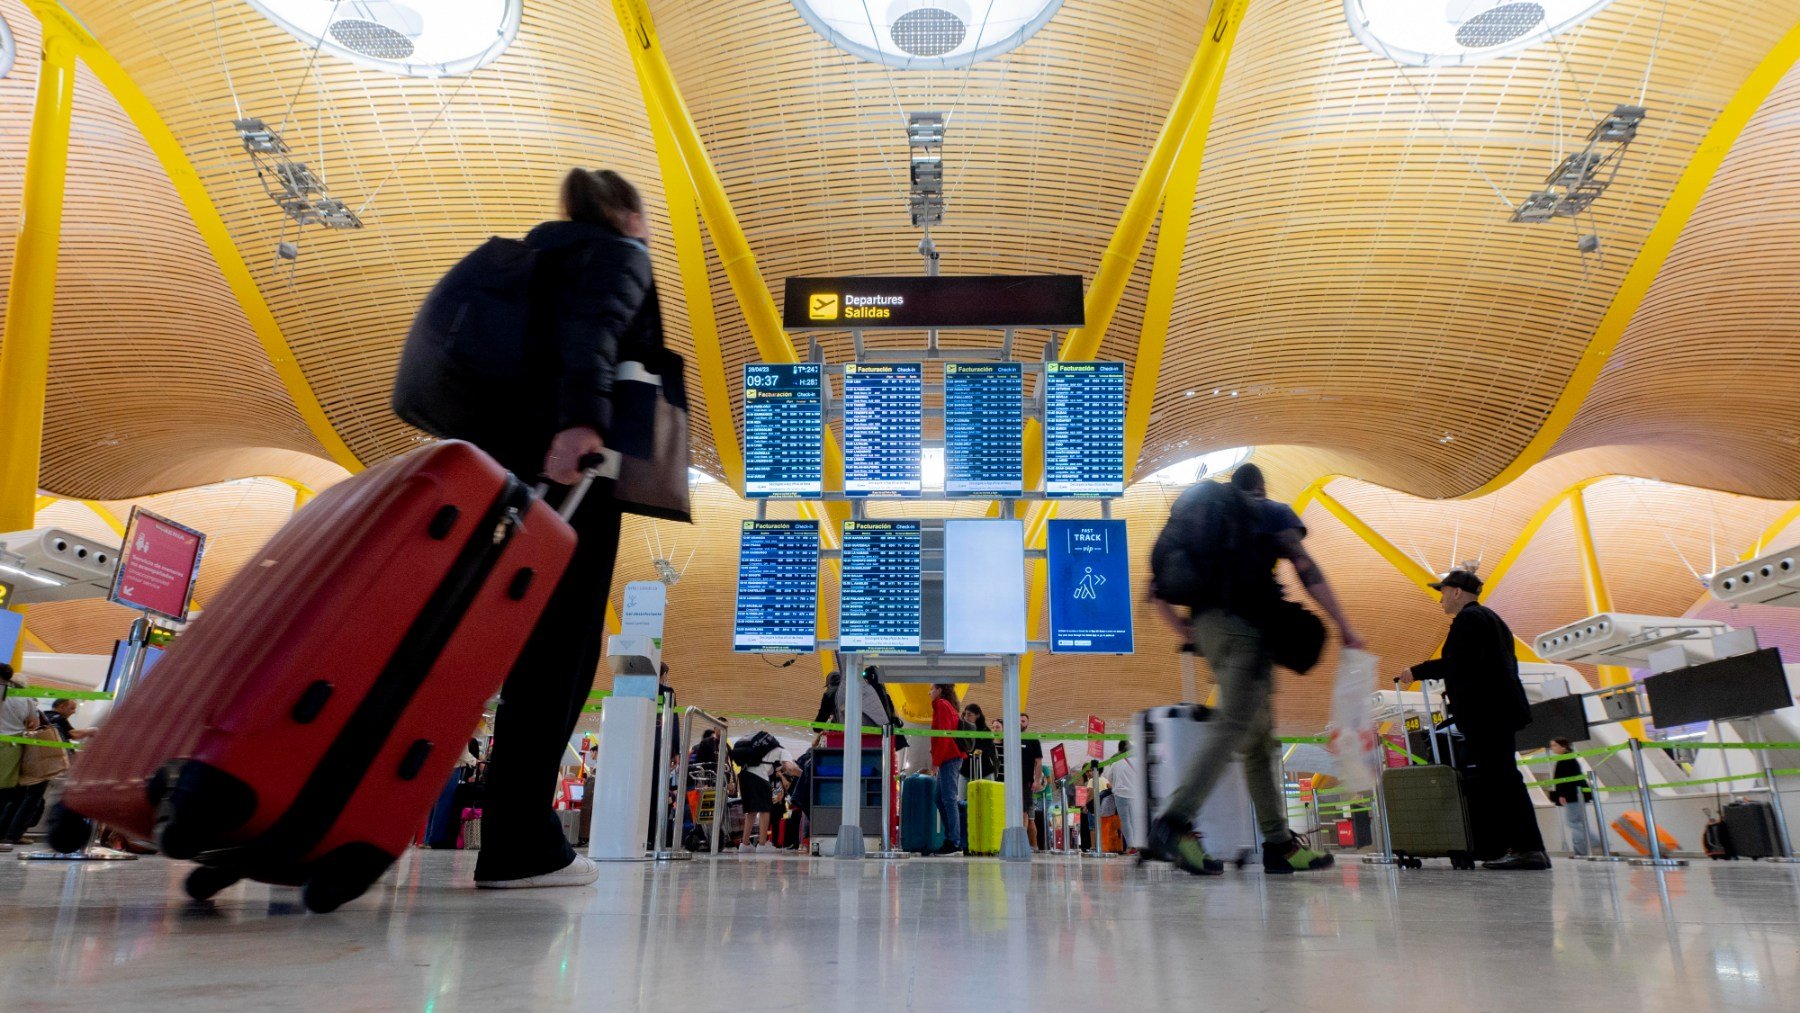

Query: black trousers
left=474, top=488, right=621, bottom=881
left=1, top=780, right=48, bottom=841
left=1462, top=727, right=1546, bottom=857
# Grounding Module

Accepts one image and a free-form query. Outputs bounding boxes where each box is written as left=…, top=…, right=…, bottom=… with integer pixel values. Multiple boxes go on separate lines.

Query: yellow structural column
left=0, top=27, right=76, bottom=667
left=1567, top=487, right=1643, bottom=738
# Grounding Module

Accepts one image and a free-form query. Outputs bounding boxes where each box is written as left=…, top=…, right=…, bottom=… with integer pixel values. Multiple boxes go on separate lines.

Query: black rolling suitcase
left=1722, top=801, right=1785, bottom=859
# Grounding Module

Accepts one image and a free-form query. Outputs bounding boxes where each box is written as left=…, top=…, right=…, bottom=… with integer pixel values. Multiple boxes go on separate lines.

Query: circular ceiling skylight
left=0, top=15, right=16, bottom=80
left=244, top=0, right=520, bottom=78
left=1344, top=0, right=1618, bottom=67
left=791, top=0, right=1064, bottom=70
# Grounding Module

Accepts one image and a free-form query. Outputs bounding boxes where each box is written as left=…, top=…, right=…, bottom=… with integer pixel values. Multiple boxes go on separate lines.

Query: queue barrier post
left=870, top=723, right=908, bottom=860
left=652, top=693, right=688, bottom=862
left=1628, top=737, right=1686, bottom=868
left=1750, top=716, right=1800, bottom=863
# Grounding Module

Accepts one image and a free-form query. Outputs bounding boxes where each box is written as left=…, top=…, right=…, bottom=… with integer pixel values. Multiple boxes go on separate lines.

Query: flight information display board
left=734, top=520, right=821, bottom=653
left=842, top=362, right=922, bottom=497
left=1043, top=362, right=1126, bottom=498
left=743, top=363, right=823, bottom=498
left=838, top=520, right=922, bottom=653
left=944, top=362, right=1024, bottom=497
left=1046, top=519, right=1135, bottom=654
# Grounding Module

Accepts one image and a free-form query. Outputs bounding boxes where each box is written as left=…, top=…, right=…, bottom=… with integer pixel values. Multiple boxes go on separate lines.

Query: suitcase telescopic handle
left=534, top=450, right=619, bottom=522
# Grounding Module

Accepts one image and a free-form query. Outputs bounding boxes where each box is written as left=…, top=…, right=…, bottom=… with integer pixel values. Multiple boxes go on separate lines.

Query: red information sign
left=109, top=508, right=206, bottom=622
left=1087, top=715, right=1105, bottom=759
left=1050, top=743, right=1069, bottom=781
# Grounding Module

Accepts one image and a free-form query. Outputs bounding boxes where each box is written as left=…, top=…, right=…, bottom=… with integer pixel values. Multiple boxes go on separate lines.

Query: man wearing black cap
left=1402, top=569, right=1548, bottom=871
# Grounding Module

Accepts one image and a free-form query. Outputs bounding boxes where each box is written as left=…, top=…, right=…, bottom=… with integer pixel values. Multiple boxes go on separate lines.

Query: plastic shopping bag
left=1326, top=649, right=1381, bottom=794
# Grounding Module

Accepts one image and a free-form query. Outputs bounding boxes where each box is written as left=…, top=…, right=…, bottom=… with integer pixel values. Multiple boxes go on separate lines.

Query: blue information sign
left=1043, top=362, right=1126, bottom=498
left=734, top=520, right=820, bottom=653
left=1047, top=519, right=1134, bottom=654
left=743, top=363, right=823, bottom=498
left=839, top=520, right=922, bottom=653
left=842, top=363, right=922, bottom=497
left=944, top=361, right=1023, bottom=497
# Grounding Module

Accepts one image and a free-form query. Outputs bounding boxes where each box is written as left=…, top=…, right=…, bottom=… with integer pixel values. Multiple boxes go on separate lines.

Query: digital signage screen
left=841, top=363, right=922, bottom=497
left=1043, top=362, right=1126, bottom=498
left=733, top=520, right=820, bottom=653
left=944, top=362, right=1024, bottom=497
left=743, top=363, right=824, bottom=498
left=1047, top=519, right=1135, bottom=654
left=838, top=520, right=922, bottom=654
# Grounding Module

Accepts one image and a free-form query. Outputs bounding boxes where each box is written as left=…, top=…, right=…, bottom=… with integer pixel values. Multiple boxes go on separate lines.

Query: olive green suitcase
left=1382, top=764, right=1475, bottom=869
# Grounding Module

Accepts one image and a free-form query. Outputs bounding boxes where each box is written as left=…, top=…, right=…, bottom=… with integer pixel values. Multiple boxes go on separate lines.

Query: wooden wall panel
left=0, top=0, right=331, bottom=498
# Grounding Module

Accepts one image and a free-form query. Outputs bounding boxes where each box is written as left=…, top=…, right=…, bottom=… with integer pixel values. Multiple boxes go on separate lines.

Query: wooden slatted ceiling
left=22, top=479, right=304, bottom=653
left=62, top=0, right=692, bottom=471
left=1148, top=0, right=1800, bottom=498
left=655, top=0, right=1196, bottom=449
left=1552, top=60, right=1800, bottom=496
left=0, top=0, right=330, bottom=499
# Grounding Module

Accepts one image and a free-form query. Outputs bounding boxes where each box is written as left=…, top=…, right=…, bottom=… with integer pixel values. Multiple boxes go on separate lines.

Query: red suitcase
left=54, top=441, right=587, bottom=911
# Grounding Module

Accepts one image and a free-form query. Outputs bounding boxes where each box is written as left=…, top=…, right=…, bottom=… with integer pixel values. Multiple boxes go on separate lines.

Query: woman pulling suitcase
left=462, top=169, right=663, bottom=889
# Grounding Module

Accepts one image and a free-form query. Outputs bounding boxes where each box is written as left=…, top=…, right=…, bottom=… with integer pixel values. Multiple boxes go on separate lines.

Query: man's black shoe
left=1483, top=850, right=1551, bottom=871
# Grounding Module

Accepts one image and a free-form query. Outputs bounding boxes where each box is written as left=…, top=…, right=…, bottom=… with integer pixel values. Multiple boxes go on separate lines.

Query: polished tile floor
left=4, top=848, right=1798, bottom=1011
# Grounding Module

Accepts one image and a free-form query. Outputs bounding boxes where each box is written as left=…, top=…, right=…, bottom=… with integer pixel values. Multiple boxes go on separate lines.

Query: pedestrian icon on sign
left=1073, top=566, right=1106, bottom=600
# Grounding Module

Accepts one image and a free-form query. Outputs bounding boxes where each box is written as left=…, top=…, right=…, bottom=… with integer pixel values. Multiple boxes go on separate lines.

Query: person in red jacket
left=929, top=683, right=967, bottom=856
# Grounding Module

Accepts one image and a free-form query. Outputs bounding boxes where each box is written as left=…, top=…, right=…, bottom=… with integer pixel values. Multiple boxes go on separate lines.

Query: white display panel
left=942, top=519, right=1027, bottom=655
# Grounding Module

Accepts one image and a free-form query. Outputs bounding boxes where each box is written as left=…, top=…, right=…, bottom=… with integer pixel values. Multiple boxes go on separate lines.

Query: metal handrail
left=671, top=707, right=730, bottom=856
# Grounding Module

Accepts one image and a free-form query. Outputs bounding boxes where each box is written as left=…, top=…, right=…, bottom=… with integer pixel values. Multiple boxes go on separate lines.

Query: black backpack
left=392, top=237, right=546, bottom=439
left=728, top=731, right=781, bottom=769
left=1149, top=481, right=1271, bottom=614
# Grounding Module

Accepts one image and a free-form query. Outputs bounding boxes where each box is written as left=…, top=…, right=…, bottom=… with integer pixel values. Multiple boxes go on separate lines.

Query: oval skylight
left=791, top=0, right=1063, bottom=70
left=244, top=0, right=520, bottom=78
left=0, top=15, right=16, bottom=80
left=1147, top=447, right=1255, bottom=487
left=1345, top=0, right=1618, bottom=67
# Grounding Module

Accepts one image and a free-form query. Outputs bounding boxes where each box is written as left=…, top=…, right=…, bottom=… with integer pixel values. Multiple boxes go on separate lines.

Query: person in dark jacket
left=466, top=168, right=661, bottom=890
left=1544, top=737, right=1593, bottom=856
left=1402, top=569, right=1549, bottom=871
left=961, top=703, right=997, bottom=781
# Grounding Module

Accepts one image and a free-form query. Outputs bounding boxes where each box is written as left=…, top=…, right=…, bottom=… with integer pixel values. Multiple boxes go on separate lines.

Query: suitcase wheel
left=46, top=802, right=94, bottom=855
left=1450, top=854, right=1476, bottom=871
left=185, top=865, right=242, bottom=902
left=153, top=760, right=258, bottom=861
left=302, top=843, right=394, bottom=914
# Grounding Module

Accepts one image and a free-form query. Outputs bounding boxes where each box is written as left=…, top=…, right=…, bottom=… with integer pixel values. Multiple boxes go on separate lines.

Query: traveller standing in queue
left=402, top=168, right=662, bottom=889
left=1401, top=568, right=1549, bottom=871
left=1147, top=464, right=1364, bottom=876
left=0, top=665, right=44, bottom=851
left=929, top=683, right=967, bottom=856
left=961, top=702, right=997, bottom=780
left=1544, top=737, right=1593, bottom=857
left=1016, top=711, right=1046, bottom=848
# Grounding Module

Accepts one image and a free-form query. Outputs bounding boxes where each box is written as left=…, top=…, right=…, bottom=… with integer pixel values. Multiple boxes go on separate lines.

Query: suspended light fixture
left=1345, top=0, right=1618, bottom=67
left=243, top=0, right=520, bottom=77
left=790, top=0, right=1063, bottom=70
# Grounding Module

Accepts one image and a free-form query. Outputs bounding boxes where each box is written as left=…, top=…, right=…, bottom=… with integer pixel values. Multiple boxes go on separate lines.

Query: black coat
left=1412, top=602, right=1531, bottom=735
left=481, top=220, right=659, bottom=475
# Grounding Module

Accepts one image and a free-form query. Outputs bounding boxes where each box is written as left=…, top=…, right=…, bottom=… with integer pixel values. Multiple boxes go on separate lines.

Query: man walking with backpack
left=1147, top=465, right=1364, bottom=876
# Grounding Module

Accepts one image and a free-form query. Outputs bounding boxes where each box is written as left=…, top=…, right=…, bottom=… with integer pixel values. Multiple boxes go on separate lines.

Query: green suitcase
left=1382, top=764, right=1475, bottom=869
left=966, top=778, right=1006, bottom=854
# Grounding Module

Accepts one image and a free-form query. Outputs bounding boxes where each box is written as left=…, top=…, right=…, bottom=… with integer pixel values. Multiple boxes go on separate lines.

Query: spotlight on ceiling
left=234, top=118, right=364, bottom=231
left=1509, top=104, right=1644, bottom=225
left=908, top=111, right=946, bottom=228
